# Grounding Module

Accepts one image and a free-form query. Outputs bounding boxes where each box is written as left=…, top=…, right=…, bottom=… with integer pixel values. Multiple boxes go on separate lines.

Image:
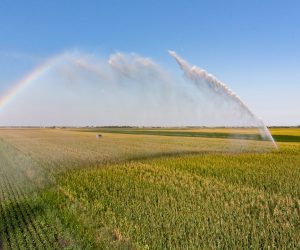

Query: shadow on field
left=0, top=200, right=44, bottom=237
left=124, top=149, right=264, bottom=163
left=0, top=197, right=70, bottom=249
left=127, top=150, right=205, bottom=162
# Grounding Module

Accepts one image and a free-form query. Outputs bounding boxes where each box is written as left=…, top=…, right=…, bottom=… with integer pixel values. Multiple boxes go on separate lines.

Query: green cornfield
left=0, top=127, right=299, bottom=249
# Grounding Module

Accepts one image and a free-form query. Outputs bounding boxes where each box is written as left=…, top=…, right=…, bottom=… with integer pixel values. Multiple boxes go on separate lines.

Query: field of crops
left=0, top=127, right=299, bottom=249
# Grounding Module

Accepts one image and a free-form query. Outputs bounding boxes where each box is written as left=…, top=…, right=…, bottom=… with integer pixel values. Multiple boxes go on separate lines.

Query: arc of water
left=168, top=50, right=277, bottom=149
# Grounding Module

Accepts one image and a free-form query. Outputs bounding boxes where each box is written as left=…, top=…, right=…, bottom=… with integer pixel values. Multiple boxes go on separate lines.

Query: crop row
left=0, top=171, right=57, bottom=249
left=0, top=140, right=60, bottom=250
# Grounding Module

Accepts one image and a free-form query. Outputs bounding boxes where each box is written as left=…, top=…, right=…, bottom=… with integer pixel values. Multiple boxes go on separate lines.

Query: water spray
left=168, top=50, right=278, bottom=149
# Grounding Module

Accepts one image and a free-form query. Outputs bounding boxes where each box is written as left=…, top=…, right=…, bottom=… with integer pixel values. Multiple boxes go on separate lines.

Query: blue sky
left=0, top=0, right=299, bottom=125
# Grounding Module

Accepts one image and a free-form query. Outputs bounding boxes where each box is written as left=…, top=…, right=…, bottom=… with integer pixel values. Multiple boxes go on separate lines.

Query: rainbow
left=0, top=54, right=64, bottom=112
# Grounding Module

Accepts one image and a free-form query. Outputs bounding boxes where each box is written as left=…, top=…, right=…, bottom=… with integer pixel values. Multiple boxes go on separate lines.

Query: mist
left=0, top=50, right=269, bottom=129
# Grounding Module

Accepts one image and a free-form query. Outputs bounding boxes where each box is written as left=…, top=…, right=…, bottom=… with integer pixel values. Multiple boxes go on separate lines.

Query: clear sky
left=0, top=0, right=299, bottom=126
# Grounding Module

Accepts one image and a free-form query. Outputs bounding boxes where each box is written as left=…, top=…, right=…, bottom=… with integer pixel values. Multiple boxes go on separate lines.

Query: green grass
left=0, top=128, right=299, bottom=249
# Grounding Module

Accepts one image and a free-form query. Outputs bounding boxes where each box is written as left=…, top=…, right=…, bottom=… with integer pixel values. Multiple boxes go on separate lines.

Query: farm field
left=0, top=127, right=300, bottom=249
